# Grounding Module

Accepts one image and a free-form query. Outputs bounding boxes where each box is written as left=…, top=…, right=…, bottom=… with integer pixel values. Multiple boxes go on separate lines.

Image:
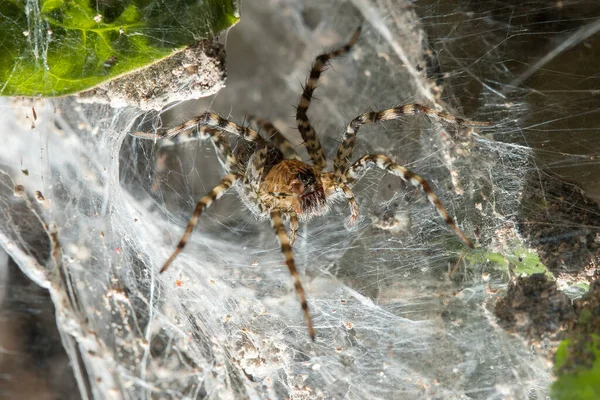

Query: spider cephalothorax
left=262, top=160, right=327, bottom=218
left=133, top=27, right=491, bottom=340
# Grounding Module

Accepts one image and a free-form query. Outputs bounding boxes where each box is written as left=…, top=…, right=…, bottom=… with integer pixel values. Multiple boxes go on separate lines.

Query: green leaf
left=552, top=335, right=600, bottom=400
left=0, top=0, right=239, bottom=96
left=466, top=244, right=552, bottom=278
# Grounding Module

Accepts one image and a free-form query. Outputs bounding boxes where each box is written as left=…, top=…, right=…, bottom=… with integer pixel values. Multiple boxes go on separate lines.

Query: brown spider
left=132, top=27, right=491, bottom=340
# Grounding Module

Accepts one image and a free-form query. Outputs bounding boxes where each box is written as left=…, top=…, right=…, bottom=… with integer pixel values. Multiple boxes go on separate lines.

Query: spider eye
left=296, top=170, right=317, bottom=186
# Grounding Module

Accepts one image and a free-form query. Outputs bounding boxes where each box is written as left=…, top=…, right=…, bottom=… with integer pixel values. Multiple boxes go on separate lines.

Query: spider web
left=1, top=0, right=600, bottom=399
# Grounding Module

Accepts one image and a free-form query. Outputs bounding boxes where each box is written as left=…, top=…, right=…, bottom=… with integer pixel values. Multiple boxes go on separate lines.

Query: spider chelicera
left=132, top=27, right=491, bottom=340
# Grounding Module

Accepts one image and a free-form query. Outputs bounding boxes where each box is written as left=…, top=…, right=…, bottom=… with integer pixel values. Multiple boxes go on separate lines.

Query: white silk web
left=1, top=1, right=599, bottom=399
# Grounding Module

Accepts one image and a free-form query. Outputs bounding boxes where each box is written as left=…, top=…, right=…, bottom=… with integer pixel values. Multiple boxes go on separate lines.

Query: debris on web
left=77, top=40, right=227, bottom=110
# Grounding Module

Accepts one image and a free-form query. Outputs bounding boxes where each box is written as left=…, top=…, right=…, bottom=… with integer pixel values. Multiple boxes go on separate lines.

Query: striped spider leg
left=135, top=125, right=238, bottom=192
left=296, top=27, right=362, bottom=172
left=328, top=104, right=492, bottom=248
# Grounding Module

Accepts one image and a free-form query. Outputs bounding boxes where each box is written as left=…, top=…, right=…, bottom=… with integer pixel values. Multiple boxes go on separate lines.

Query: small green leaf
left=467, top=245, right=551, bottom=278
left=0, top=0, right=239, bottom=96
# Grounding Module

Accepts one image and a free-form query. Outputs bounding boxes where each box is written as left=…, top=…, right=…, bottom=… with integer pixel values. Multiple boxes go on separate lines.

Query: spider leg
left=333, top=104, right=491, bottom=180
left=151, top=147, right=169, bottom=193
left=133, top=125, right=238, bottom=177
left=270, top=210, right=315, bottom=340
left=338, top=183, right=359, bottom=227
left=296, top=27, right=361, bottom=171
left=245, top=146, right=267, bottom=193
left=237, top=144, right=272, bottom=218
left=134, top=111, right=265, bottom=145
left=136, top=126, right=238, bottom=193
left=289, top=213, right=299, bottom=246
left=161, top=173, right=241, bottom=273
left=248, top=115, right=302, bottom=161
left=209, top=130, right=238, bottom=174
left=346, top=155, right=474, bottom=248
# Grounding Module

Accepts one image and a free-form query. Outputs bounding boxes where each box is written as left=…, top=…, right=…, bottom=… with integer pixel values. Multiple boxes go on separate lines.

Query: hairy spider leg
left=270, top=210, right=315, bottom=341
left=248, top=115, right=302, bottom=161
left=132, top=126, right=238, bottom=192
left=133, top=125, right=238, bottom=173
left=156, top=111, right=267, bottom=146
left=338, top=182, right=359, bottom=227
left=346, top=155, right=474, bottom=248
left=296, top=27, right=361, bottom=171
left=160, top=173, right=241, bottom=273
left=244, top=146, right=268, bottom=193
left=238, top=143, right=271, bottom=217
left=208, top=131, right=238, bottom=174
left=289, top=212, right=299, bottom=246
left=333, top=104, right=492, bottom=180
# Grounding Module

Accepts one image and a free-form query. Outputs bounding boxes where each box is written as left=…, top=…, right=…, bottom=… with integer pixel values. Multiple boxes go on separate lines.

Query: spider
left=132, top=27, right=491, bottom=340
